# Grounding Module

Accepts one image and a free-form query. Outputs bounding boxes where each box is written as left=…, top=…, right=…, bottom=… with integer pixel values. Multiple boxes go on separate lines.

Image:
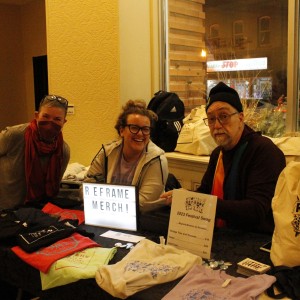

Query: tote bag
left=270, top=161, right=300, bottom=267
left=95, top=239, right=202, bottom=299
left=175, top=106, right=217, bottom=156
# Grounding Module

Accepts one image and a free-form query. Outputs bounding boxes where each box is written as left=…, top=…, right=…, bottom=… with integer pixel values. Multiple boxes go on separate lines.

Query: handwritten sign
left=167, top=189, right=217, bottom=259
left=82, top=183, right=138, bottom=231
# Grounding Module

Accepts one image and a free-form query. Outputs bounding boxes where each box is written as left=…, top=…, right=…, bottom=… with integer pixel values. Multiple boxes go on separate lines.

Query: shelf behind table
left=0, top=223, right=273, bottom=300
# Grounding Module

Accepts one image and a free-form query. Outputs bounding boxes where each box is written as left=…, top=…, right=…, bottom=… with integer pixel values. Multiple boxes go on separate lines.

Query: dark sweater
left=197, top=125, right=286, bottom=233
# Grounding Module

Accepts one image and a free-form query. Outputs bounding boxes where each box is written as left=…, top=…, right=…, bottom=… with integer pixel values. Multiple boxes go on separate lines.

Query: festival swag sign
left=82, top=183, right=138, bottom=231
left=167, top=189, right=217, bottom=259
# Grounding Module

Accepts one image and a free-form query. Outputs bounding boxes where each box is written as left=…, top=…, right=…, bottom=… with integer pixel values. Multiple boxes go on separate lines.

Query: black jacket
left=197, top=125, right=286, bottom=233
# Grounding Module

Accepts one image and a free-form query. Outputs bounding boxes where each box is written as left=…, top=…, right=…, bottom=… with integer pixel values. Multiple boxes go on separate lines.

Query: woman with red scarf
left=0, top=95, right=70, bottom=210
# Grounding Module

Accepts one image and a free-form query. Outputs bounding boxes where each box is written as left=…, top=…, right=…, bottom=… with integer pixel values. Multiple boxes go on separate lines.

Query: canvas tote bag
left=175, top=105, right=217, bottom=156
left=270, top=161, right=300, bottom=267
left=95, top=239, right=202, bottom=299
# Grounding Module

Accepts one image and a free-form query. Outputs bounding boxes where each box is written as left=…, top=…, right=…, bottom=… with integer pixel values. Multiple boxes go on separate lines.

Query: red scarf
left=211, top=151, right=226, bottom=228
left=25, top=120, right=63, bottom=203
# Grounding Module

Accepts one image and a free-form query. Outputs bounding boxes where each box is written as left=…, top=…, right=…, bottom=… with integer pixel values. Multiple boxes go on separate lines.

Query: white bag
left=270, top=161, right=300, bottom=267
left=95, top=239, right=202, bottom=299
left=268, top=136, right=300, bottom=164
left=175, top=106, right=217, bottom=156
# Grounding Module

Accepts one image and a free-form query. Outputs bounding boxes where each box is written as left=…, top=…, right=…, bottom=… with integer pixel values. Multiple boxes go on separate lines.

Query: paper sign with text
left=82, top=182, right=138, bottom=231
left=167, top=189, right=217, bottom=259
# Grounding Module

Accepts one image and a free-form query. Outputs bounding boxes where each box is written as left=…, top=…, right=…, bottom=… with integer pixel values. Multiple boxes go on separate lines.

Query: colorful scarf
left=211, top=151, right=226, bottom=227
left=24, top=119, right=63, bottom=203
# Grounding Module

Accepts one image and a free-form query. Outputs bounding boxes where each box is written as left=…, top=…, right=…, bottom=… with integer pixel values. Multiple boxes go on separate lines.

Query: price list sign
left=167, top=189, right=217, bottom=259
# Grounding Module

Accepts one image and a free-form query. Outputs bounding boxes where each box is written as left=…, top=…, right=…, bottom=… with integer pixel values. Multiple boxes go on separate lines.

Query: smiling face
left=206, top=101, right=244, bottom=150
left=119, top=113, right=151, bottom=158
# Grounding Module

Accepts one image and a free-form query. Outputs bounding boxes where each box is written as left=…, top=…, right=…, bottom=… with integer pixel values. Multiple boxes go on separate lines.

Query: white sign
left=82, top=183, right=138, bottom=231
left=207, top=57, right=267, bottom=72
left=167, top=189, right=217, bottom=259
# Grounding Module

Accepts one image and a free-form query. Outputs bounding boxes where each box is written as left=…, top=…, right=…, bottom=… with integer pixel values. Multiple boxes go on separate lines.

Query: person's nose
left=213, top=118, right=223, bottom=128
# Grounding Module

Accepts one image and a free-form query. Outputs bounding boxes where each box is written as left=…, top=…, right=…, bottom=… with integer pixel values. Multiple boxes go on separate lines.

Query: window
left=208, top=24, right=220, bottom=48
left=233, top=20, right=245, bottom=48
left=162, top=0, right=298, bottom=137
left=210, top=24, right=219, bottom=38
left=258, top=16, right=271, bottom=46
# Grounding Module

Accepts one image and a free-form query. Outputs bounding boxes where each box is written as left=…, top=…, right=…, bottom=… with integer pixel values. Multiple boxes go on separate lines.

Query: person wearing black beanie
left=206, top=81, right=243, bottom=113
left=161, top=81, right=286, bottom=233
left=204, top=82, right=245, bottom=151
left=198, top=81, right=286, bottom=233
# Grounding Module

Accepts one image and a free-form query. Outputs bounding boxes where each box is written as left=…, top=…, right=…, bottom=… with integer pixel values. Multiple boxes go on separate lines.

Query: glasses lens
left=219, top=114, right=229, bottom=124
left=128, top=125, right=139, bottom=134
left=208, top=117, right=216, bottom=126
left=141, top=127, right=151, bottom=135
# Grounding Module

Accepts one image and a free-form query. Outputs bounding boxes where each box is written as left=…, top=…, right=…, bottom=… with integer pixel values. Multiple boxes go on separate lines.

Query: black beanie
left=206, top=82, right=243, bottom=112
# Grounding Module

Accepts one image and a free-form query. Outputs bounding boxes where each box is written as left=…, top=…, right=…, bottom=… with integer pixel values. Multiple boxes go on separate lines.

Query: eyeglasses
left=40, top=95, right=69, bottom=109
left=203, top=112, right=239, bottom=127
left=125, top=124, right=151, bottom=135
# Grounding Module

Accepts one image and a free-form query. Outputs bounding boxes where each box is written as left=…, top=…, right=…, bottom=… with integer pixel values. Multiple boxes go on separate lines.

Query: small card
left=100, top=230, right=145, bottom=243
left=237, top=258, right=271, bottom=276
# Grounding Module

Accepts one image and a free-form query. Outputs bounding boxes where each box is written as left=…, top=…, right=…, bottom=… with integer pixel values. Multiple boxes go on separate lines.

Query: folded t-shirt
left=12, top=232, right=100, bottom=273
left=17, top=223, right=76, bottom=253
left=41, top=246, right=117, bottom=290
left=42, top=202, right=85, bottom=225
left=162, top=264, right=276, bottom=300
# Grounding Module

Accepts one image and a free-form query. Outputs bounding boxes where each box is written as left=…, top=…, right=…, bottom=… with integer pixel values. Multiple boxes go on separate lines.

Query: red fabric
left=11, top=233, right=100, bottom=273
left=211, top=151, right=226, bottom=228
left=24, top=120, right=63, bottom=203
left=42, top=202, right=85, bottom=225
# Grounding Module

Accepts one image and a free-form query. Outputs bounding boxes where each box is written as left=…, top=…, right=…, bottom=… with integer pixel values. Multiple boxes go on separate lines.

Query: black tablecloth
left=0, top=223, right=272, bottom=300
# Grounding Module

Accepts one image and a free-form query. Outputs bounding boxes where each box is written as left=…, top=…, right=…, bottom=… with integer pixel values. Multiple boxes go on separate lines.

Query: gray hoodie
left=85, top=139, right=169, bottom=213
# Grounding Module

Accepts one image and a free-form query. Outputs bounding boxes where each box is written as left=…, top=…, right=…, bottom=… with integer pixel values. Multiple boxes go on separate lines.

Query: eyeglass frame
left=203, top=111, right=239, bottom=127
left=125, top=124, right=152, bottom=135
left=39, top=95, right=69, bottom=110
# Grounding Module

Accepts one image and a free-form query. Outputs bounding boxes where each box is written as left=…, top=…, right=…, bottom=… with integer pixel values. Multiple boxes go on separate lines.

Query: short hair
left=114, top=99, right=158, bottom=135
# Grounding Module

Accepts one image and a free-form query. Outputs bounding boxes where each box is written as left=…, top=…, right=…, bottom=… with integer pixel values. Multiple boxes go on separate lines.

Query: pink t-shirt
left=162, top=264, right=276, bottom=300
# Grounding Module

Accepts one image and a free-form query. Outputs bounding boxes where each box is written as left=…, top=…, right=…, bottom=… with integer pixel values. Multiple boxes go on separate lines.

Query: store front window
left=162, top=0, right=299, bottom=137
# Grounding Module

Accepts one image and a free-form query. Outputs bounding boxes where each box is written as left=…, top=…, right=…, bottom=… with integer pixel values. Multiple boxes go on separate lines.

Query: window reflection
left=166, top=0, right=288, bottom=137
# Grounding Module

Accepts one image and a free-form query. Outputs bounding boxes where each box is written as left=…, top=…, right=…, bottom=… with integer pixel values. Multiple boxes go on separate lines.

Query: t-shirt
left=162, top=264, right=276, bottom=300
left=42, top=202, right=85, bottom=225
left=11, top=232, right=100, bottom=273
left=41, top=246, right=117, bottom=290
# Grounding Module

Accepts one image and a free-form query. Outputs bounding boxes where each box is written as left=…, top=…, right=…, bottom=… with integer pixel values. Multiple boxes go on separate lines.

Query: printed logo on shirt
left=292, top=196, right=300, bottom=237
left=125, top=260, right=180, bottom=279
left=184, top=289, right=226, bottom=300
